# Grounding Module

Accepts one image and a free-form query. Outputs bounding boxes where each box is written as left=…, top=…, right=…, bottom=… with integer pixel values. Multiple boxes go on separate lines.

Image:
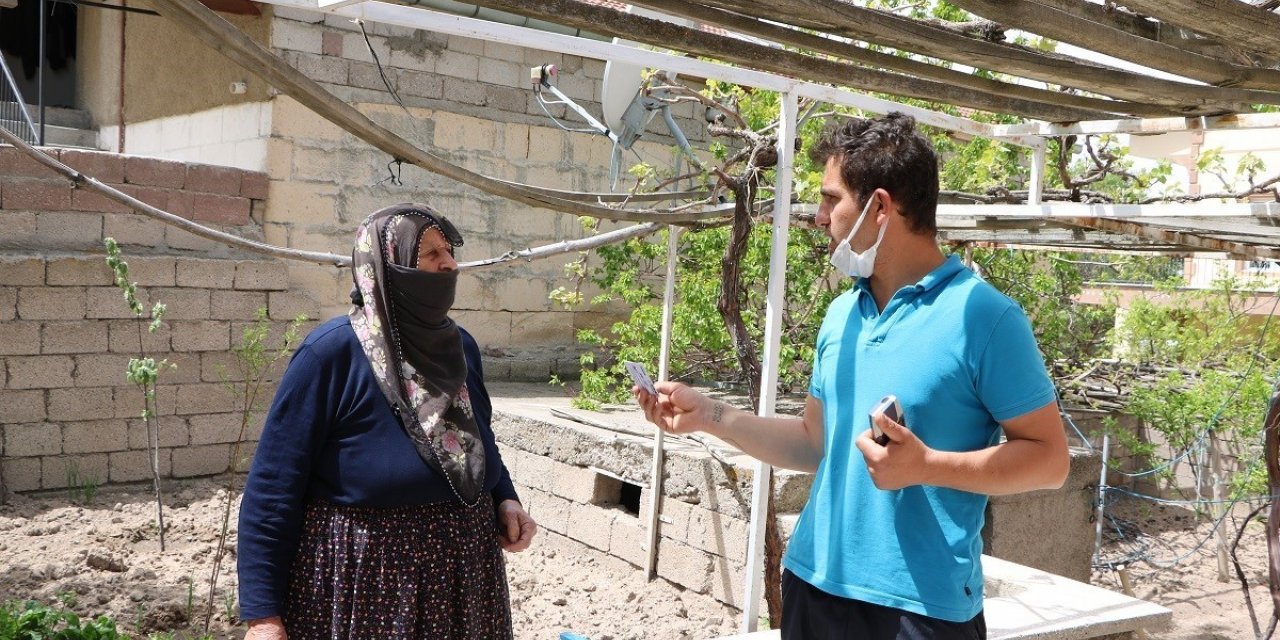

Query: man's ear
left=873, top=188, right=893, bottom=221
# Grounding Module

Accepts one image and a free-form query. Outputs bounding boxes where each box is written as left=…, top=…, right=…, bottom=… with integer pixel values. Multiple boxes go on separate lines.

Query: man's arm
left=858, top=401, right=1069, bottom=494
left=637, top=382, right=826, bottom=473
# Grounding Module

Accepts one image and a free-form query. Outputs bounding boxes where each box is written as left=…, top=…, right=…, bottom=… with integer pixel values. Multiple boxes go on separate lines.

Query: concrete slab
left=713, top=555, right=1171, bottom=640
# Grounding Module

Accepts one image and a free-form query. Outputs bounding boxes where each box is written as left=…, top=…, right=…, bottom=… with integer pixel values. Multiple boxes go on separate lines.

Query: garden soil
left=0, top=480, right=1270, bottom=639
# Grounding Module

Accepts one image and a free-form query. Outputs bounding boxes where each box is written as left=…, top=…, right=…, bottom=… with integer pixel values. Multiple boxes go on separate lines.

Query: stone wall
left=0, top=146, right=318, bottom=493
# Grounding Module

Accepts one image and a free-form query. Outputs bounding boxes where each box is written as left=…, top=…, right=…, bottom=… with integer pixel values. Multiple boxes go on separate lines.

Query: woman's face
left=416, top=228, right=458, bottom=273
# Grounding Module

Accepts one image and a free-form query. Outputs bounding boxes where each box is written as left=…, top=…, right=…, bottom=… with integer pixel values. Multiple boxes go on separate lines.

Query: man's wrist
left=703, top=400, right=731, bottom=437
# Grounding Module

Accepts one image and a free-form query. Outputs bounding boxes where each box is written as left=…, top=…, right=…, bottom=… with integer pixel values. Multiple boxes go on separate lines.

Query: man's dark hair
left=808, top=112, right=939, bottom=234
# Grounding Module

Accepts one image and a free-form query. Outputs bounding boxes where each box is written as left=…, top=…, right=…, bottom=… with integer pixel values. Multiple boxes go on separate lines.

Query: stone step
left=0, top=101, right=93, bottom=129
left=0, top=119, right=98, bottom=149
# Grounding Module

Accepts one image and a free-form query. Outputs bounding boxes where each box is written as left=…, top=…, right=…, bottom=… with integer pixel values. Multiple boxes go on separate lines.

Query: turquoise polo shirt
left=783, top=255, right=1057, bottom=622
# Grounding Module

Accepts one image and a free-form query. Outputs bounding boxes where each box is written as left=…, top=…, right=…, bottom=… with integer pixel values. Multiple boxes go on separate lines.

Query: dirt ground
left=0, top=479, right=1270, bottom=639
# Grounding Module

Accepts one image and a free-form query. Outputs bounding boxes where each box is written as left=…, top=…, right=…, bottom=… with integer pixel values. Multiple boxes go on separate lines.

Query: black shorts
left=781, top=569, right=986, bottom=640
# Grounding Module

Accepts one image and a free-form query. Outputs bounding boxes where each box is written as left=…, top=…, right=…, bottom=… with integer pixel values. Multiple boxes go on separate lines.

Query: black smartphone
left=868, top=394, right=905, bottom=446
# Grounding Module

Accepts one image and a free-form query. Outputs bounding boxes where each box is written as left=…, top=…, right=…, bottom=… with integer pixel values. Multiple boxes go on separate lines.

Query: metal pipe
left=741, top=89, right=798, bottom=634
left=38, top=0, right=46, bottom=146
left=644, top=224, right=681, bottom=580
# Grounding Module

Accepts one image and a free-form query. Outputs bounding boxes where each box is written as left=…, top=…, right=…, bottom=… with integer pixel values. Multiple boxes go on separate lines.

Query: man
left=636, top=113, right=1068, bottom=639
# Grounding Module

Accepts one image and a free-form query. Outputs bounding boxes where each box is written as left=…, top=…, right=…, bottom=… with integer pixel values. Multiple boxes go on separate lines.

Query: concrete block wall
left=492, top=407, right=810, bottom=608
left=259, top=7, right=710, bottom=380
left=99, top=102, right=273, bottom=171
left=493, top=403, right=1104, bottom=610
left=0, top=146, right=318, bottom=493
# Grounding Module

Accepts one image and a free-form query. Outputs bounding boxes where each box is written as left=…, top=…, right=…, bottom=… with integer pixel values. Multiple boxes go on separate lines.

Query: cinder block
left=170, top=321, right=231, bottom=352
left=321, top=30, right=343, bottom=57
left=0, top=146, right=61, bottom=178
left=656, top=538, right=712, bottom=594
left=172, top=444, right=231, bottom=477
left=567, top=501, right=617, bottom=551
left=70, top=353, right=131, bottom=388
left=1, top=456, right=42, bottom=492
left=709, top=555, right=747, bottom=607
left=526, top=126, right=565, bottom=164
left=510, top=311, right=574, bottom=346
left=397, top=70, right=442, bottom=99
left=609, top=514, right=650, bottom=568
left=271, top=17, right=323, bottom=55
left=347, top=61, right=392, bottom=92
left=551, top=462, right=615, bottom=504
left=33, top=212, right=103, bottom=248
left=147, top=288, right=212, bottom=320
left=2, top=179, right=71, bottom=211
left=0, top=390, right=45, bottom=423
left=186, top=164, right=246, bottom=197
left=114, top=385, right=179, bottom=421
left=687, top=509, right=750, bottom=564
left=48, top=387, right=114, bottom=422
left=108, top=448, right=170, bottom=483
left=483, top=40, right=525, bottom=64
left=442, top=77, right=485, bottom=107
left=86, top=286, right=143, bottom=320
left=0, top=321, right=40, bottom=355
left=268, top=291, right=317, bottom=321
left=176, top=259, right=237, bottom=289
left=123, top=156, right=186, bottom=189
left=103, top=213, right=165, bottom=248
left=41, top=454, right=107, bottom=489
left=0, top=257, right=44, bottom=286
left=431, top=111, right=496, bottom=152
left=70, top=188, right=131, bottom=215
left=200, top=351, right=244, bottom=383
left=18, top=286, right=86, bottom=320
left=478, top=58, right=522, bottom=88
left=502, top=123, right=530, bottom=160
left=60, top=149, right=125, bottom=183
left=189, top=412, right=248, bottom=445
left=175, top=382, right=236, bottom=415
left=4, top=422, right=61, bottom=456
left=126, top=415, right=188, bottom=449
left=209, top=290, right=267, bottom=321
left=107, top=319, right=170, bottom=354
left=270, top=96, right=346, bottom=142
left=46, top=256, right=113, bottom=286
left=234, top=261, right=289, bottom=291
left=5, top=355, right=74, bottom=389
left=525, top=488, right=571, bottom=535
left=294, top=51, right=350, bottom=85
left=61, top=419, right=129, bottom=454
left=125, top=257, right=177, bottom=287
left=191, top=193, right=251, bottom=226
left=41, top=321, right=108, bottom=354
left=515, top=449, right=556, bottom=492
left=242, top=172, right=269, bottom=200
left=165, top=225, right=227, bottom=253
left=0, top=287, right=12, bottom=321
left=485, top=85, right=527, bottom=115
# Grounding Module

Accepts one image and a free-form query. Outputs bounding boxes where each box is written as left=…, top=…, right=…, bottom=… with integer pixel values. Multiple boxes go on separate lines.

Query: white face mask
left=830, top=193, right=888, bottom=279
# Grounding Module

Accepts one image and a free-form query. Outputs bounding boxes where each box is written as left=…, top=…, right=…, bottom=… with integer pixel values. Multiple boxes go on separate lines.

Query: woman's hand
left=245, top=616, right=287, bottom=640
left=496, top=499, right=537, bottom=552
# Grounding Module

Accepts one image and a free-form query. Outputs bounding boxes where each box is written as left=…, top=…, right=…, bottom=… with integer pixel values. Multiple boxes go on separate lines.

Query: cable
left=533, top=86, right=606, bottom=135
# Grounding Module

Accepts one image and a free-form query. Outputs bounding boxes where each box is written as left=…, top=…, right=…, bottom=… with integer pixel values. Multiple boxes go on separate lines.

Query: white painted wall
left=97, top=101, right=273, bottom=172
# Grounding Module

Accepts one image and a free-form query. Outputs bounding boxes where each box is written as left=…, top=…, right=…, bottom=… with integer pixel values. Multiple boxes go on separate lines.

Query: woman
left=237, top=204, right=536, bottom=640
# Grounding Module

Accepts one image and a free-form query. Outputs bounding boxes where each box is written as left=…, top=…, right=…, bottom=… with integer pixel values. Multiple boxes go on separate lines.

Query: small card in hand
left=624, top=361, right=658, bottom=397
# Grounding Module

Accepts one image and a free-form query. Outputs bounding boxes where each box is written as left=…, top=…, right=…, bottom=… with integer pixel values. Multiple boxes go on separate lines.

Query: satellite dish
left=601, top=57, right=645, bottom=133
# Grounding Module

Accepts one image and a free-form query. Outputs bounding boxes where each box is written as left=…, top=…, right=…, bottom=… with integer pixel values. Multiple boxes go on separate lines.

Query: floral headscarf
left=348, top=203, right=485, bottom=506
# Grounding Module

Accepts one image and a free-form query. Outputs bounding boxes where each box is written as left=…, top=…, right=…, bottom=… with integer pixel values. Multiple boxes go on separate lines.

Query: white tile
left=233, top=139, right=268, bottom=172
left=188, top=111, right=224, bottom=148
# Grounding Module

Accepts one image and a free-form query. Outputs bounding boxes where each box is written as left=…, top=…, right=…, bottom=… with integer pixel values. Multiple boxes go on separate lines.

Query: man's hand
left=633, top=381, right=720, bottom=436
left=855, top=411, right=931, bottom=490
left=497, top=499, right=537, bottom=552
left=245, top=616, right=287, bottom=640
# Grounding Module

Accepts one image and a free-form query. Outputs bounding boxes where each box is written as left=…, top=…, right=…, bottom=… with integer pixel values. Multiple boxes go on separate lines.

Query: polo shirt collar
left=852, top=254, right=966, bottom=297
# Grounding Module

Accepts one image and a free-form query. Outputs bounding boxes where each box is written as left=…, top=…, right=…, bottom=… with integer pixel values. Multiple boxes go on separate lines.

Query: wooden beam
left=459, top=0, right=1109, bottom=121
left=151, top=0, right=733, bottom=224
left=695, top=0, right=1280, bottom=109
left=1017, top=0, right=1249, bottom=62
left=1117, top=0, right=1280, bottom=61
left=626, top=0, right=1179, bottom=118
left=1067, top=217, right=1280, bottom=260
left=948, top=0, right=1271, bottom=88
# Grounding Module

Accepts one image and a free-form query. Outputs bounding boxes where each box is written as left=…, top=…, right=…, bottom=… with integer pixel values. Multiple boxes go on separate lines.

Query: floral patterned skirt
left=283, top=496, right=512, bottom=640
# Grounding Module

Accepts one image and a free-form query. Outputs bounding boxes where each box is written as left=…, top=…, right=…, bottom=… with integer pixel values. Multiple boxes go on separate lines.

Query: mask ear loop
left=843, top=192, right=879, bottom=243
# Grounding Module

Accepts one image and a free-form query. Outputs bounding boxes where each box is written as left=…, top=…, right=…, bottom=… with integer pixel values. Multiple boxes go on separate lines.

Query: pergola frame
left=251, top=0, right=1280, bottom=632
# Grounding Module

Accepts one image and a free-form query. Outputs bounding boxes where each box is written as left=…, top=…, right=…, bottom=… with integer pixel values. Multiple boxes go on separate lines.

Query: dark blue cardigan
left=236, top=316, right=518, bottom=621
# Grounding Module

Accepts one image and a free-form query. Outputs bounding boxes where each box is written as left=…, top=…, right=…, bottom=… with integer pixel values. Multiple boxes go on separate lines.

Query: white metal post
left=1029, top=143, right=1046, bottom=206
left=741, top=89, right=798, bottom=633
left=645, top=225, right=680, bottom=580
